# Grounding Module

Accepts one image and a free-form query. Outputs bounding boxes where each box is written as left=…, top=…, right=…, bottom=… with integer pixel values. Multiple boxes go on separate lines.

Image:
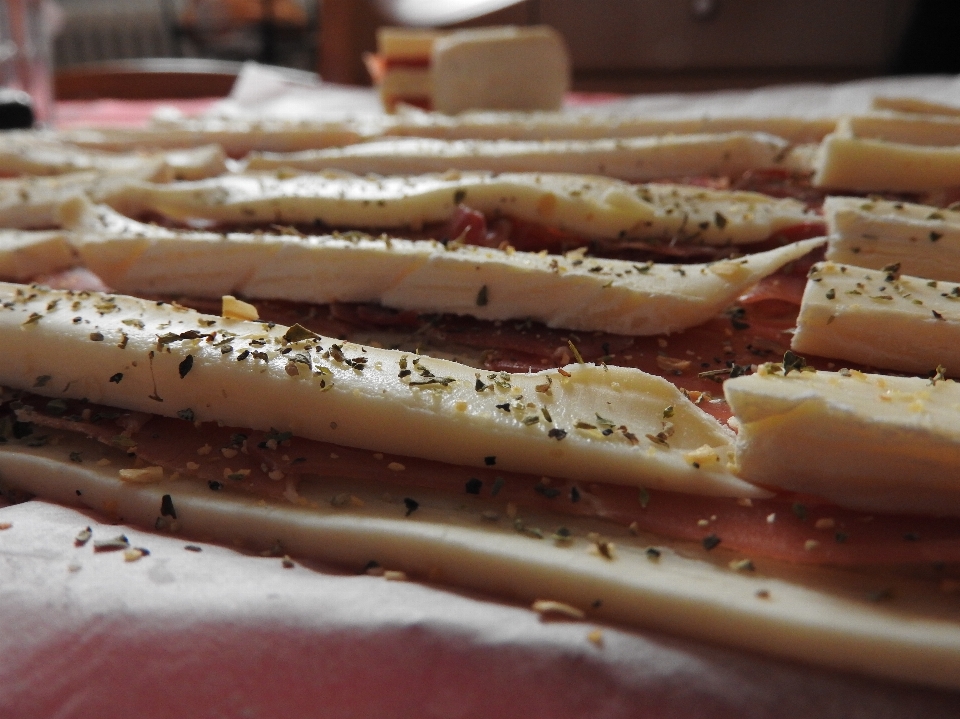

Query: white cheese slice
left=0, top=229, right=76, bottom=280
left=243, top=133, right=790, bottom=182
left=824, top=196, right=960, bottom=282
left=59, top=118, right=371, bottom=157
left=0, top=281, right=767, bottom=498
left=99, top=171, right=817, bottom=246
left=65, top=201, right=823, bottom=335
left=4, top=440, right=960, bottom=689
left=725, top=369, right=960, bottom=516
left=386, top=107, right=836, bottom=144
left=813, top=119, right=960, bottom=191
left=792, top=261, right=960, bottom=374
left=0, top=132, right=227, bottom=180
left=0, top=167, right=162, bottom=229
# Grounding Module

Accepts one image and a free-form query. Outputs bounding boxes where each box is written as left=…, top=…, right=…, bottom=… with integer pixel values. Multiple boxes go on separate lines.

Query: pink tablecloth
left=55, top=97, right=222, bottom=128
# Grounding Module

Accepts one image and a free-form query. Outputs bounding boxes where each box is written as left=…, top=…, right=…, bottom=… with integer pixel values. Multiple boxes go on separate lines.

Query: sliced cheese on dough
left=60, top=119, right=369, bottom=158
left=0, top=169, right=162, bottom=229
left=386, top=107, right=836, bottom=144
left=792, top=261, right=960, bottom=374
left=378, top=67, right=431, bottom=111
left=0, top=282, right=765, bottom=497
left=100, top=171, right=817, bottom=246
left=243, top=133, right=790, bottom=182
left=813, top=118, right=960, bottom=192
left=726, top=369, right=960, bottom=516
left=64, top=201, right=824, bottom=335
left=54, top=111, right=833, bottom=155
left=0, top=132, right=227, bottom=180
left=0, top=229, right=76, bottom=280
left=4, top=438, right=960, bottom=689
left=825, top=196, right=960, bottom=282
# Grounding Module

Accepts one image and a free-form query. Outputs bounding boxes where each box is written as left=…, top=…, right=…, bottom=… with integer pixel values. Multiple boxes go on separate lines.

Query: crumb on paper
left=74, top=526, right=92, bottom=546
left=123, top=547, right=149, bottom=562
left=532, top=599, right=585, bottom=620
left=0, top=522, right=12, bottom=530
left=184, top=545, right=203, bottom=552
left=282, top=555, right=295, bottom=569
left=384, top=570, right=408, bottom=581
left=587, top=629, right=604, bottom=647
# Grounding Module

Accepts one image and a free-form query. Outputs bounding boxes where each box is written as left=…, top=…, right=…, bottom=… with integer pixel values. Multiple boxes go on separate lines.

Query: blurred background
left=49, top=0, right=960, bottom=96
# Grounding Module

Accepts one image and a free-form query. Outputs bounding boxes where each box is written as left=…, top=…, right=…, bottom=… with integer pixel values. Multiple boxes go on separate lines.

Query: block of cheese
left=792, top=261, right=960, bottom=374
left=367, top=26, right=569, bottom=115
left=725, top=368, right=960, bottom=516
left=824, top=196, right=960, bottom=282
left=430, top=26, right=569, bottom=114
